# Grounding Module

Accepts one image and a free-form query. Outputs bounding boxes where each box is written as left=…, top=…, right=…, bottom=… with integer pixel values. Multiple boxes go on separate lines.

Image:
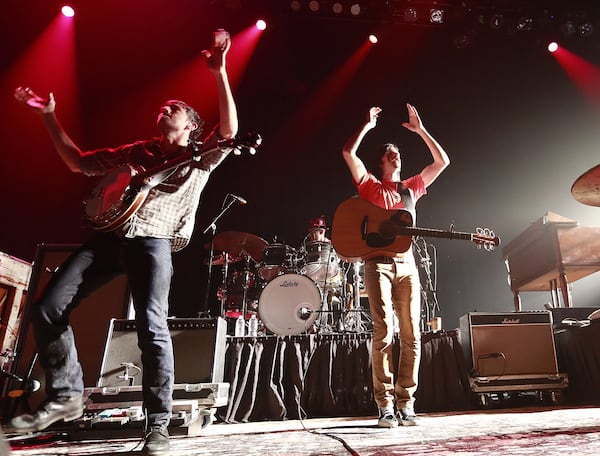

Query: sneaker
left=8, top=396, right=84, bottom=433
left=377, top=407, right=398, bottom=428
left=142, top=427, right=170, bottom=455
left=398, top=406, right=419, bottom=426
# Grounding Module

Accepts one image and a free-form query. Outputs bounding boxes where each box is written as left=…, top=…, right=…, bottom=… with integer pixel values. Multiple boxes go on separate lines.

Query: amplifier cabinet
left=459, top=311, right=559, bottom=377
left=98, top=317, right=227, bottom=387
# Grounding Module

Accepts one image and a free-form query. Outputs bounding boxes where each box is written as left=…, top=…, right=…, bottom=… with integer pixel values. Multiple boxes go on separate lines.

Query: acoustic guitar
left=84, top=132, right=261, bottom=232
left=331, top=197, right=500, bottom=261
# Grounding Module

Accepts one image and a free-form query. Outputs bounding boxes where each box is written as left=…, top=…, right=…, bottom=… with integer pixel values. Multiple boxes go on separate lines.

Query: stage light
left=368, top=34, right=378, bottom=44
left=350, top=3, right=361, bottom=16
left=490, top=13, right=504, bottom=30
left=547, top=42, right=559, bottom=53
left=404, top=7, right=418, bottom=23
left=290, top=0, right=301, bottom=12
left=332, top=2, right=343, bottom=14
left=256, top=19, right=267, bottom=31
left=430, top=9, right=444, bottom=24
left=579, top=21, right=594, bottom=38
left=61, top=5, right=75, bottom=17
left=308, top=0, right=320, bottom=12
left=516, top=17, right=533, bottom=32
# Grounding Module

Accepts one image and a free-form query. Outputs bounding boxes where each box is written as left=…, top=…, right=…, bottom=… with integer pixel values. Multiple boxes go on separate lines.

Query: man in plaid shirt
left=10, top=29, right=237, bottom=455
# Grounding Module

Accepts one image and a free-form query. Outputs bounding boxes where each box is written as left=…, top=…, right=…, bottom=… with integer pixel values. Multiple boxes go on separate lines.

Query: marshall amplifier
left=459, top=311, right=559, bottom=377
left=97, top=317, right=227, bottom=387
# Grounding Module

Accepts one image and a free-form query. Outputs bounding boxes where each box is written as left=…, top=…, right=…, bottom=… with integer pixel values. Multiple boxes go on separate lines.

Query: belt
left=369, top=256, right=409, bottom=264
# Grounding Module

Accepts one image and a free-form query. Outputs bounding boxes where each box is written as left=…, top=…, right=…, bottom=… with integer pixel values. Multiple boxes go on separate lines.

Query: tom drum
left=301, top=241, right=340, bottom=282
left=258, top=243, right=296, bottom=282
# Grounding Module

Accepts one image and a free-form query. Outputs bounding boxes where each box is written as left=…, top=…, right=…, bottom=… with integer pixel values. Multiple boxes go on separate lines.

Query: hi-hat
left=572, top=164, right=600, bottom=207
left=214, top=231, right=268, bottom=261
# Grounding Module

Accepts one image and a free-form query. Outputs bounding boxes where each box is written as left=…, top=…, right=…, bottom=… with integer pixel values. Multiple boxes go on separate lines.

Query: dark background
left=2, top=0, right=600, bottom=330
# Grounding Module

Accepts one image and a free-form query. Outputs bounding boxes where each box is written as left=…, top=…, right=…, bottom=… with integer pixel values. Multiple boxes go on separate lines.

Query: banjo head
left=85, top=165, right=135, bottom=222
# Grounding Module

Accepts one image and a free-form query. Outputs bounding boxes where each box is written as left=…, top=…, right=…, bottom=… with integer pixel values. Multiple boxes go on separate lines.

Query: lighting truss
left=284, top=0, right=599, bottom=44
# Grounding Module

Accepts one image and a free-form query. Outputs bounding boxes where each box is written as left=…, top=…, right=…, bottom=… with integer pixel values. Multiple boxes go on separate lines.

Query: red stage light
left=256, top=19, right=267, bottom=31
left=548, top=42, right=559, bottom=53
left=368, top=34, right=378, bottom=44
left=61, top=5, right=75, bottom=17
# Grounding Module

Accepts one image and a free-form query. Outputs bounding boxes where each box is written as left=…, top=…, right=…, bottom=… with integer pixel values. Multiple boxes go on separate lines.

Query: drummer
left=306, top=215, right=330, bottom=243
left=303, top=216, right=345, bottom=331
left=303, top=215, right=340, bottom=279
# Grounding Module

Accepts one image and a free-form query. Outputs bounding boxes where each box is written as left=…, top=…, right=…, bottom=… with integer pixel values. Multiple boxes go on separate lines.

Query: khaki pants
left=364, top=257, right=421, bottom=410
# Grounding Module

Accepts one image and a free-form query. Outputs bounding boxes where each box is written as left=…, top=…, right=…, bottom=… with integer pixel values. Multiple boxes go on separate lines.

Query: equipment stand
left=342, top=261, right=372, bottom=333
left=413, top=237, right=440, bottom=332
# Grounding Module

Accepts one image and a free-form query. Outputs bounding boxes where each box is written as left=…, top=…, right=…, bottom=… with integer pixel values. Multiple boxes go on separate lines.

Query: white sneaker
left=398, top=406, right=419, bottom=426
left=377, top=407, right=398, bottom=428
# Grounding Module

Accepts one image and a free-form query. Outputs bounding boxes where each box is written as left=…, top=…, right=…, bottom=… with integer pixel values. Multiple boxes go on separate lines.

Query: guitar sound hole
left=366, top=233, right=394, bottom=248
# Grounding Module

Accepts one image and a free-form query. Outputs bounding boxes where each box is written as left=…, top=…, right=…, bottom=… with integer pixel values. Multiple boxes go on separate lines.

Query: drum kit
left=210, top=230, right=371, bottom=336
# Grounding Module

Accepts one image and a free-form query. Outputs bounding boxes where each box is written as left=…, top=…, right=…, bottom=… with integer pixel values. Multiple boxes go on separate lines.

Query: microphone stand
left=200, top=196, right=237, bottom=318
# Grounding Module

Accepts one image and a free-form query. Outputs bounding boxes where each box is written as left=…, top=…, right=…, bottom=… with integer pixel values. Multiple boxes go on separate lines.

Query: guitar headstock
left=230, top=131, right=262, bottom=156
left=473, top=227, right=501, bottom=251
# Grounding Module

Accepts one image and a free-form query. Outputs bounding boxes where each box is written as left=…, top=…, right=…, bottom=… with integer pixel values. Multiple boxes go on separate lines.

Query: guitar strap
left=397, top=182, right=416, bottom=224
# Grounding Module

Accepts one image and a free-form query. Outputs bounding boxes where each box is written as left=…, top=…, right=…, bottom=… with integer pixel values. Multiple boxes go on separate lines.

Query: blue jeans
left=31, top=234, right=174, bottom=428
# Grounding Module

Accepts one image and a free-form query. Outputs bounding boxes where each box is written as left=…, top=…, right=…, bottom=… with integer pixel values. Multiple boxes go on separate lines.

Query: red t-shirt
left=356, top=173, right=426, bottom=210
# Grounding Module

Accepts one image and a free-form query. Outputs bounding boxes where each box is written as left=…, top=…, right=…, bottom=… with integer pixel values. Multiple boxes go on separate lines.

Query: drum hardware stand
left=342, top=261, right=372, bottom=333
left=217, top=253, right=235, bottom=317
left=314, top=286, right=337, bottom=334
left=7, top=351, right=40, bottom=416
left=413, top=237, right=440, bottom=333
left=200, top=194, right=239, bottom=318
left=239, top=254, right=254, bottom=326
left=311, top=245, right=342, bottom=334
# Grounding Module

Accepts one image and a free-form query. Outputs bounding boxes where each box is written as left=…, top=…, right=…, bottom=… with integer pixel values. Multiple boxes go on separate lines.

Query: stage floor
left=5, top=405, right=600, bottom=455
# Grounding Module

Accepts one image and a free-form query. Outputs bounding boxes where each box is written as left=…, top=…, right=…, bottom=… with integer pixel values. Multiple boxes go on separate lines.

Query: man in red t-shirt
left=341, top=104, right=450, bottom=427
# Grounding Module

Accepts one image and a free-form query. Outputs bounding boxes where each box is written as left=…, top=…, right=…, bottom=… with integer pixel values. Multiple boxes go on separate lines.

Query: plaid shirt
left=80, top=129, right=230, bottom=251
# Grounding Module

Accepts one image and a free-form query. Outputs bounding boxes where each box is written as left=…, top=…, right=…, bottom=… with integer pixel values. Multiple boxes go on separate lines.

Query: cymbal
left=572, top=164, right=600, bottom=206
left=203, top=252, right=241, bottom=266
left=213, top=231, right=268, bottom=261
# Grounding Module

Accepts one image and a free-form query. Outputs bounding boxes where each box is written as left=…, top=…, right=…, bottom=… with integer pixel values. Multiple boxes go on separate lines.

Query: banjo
left=84, top=132, right=261, bottom=232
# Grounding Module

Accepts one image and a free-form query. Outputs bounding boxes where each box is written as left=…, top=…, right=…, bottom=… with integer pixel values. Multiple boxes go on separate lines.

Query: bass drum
left=258, top=274, right=321, bottom=335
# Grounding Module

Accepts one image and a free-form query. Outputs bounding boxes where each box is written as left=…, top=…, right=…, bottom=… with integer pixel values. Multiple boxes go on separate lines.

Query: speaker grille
left=97, top=317, right=227, bottom=387
left=460, top=312, right=558, bottom=377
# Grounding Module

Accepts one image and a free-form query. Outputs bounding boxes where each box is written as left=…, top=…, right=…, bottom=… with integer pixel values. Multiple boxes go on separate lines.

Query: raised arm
left=401, top=103, right=449, bottom=188
left=202, top=29, right=238, bottom=140
left=342, top=107, right=381, bottom=184
left=14, top=87, right=85, bottom=173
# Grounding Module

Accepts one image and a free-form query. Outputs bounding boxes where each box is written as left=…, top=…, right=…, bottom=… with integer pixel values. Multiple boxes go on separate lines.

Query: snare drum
left=301, top=241, right=340, bottom=282
left=258, top=243, right=296, bottom=282
left=258, top=274, right=321, bottom=335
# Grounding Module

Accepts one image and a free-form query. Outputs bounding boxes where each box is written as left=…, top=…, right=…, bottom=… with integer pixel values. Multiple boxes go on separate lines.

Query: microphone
left=230, top=194, right=247, bottom=205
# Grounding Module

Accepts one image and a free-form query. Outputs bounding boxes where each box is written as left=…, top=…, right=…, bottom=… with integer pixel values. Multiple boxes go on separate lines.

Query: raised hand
left=14, top=86, right=55, bottom=114
left=201, top=29, right=231, bottom=72
left=366, top=106, right=382, bottom=130
left=401, top=103, right=424, bottom=133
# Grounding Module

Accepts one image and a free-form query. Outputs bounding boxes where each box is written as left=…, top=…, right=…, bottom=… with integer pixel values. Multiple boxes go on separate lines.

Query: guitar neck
left=396, top=226, right=474, bottom=242
left=137, top=144, right=225, bottom=182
